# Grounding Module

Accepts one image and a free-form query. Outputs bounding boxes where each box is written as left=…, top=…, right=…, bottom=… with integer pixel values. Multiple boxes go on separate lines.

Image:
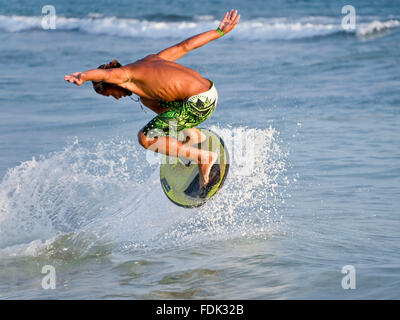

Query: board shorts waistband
left=142, top=80, right=218, bottom=137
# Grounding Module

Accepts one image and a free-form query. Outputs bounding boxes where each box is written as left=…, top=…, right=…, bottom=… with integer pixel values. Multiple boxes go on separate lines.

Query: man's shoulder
left=121, top=55, right=159, bottom=81
left=126, top=55, right=164, bottom=69
left=141, top=54, right=163, bottom=61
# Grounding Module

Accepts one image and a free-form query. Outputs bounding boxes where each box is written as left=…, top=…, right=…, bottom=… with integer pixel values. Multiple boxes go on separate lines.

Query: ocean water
left=0, top=0, right=399, bottom=299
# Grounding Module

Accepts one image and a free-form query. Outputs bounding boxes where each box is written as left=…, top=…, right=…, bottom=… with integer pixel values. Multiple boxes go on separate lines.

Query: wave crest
left=1, top=14, right=398, bottom=40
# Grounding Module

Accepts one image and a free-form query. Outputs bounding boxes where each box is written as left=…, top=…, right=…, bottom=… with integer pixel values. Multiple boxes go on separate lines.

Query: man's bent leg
left=138, top=130, right=218, bottom=187
left=138, top=130, right=215, bottom=164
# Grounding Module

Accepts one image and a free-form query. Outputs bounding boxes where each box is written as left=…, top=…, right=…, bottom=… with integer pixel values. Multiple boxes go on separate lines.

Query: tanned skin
left=65, top=10, right=240, bottom=188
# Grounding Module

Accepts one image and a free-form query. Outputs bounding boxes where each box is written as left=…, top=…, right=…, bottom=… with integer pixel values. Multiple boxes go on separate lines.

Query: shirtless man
left=65, top=10, right=240, bottom=189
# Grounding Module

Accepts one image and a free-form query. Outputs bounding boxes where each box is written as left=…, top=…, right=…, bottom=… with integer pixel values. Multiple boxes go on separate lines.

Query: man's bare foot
left=198, top=152, right=219, bottom=188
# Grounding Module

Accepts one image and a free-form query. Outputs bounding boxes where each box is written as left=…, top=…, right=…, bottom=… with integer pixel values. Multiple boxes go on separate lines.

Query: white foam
left=122, top=125, right=291, bottom=249
left=357, top=19, right=400, bottom=37
left=1, top=14, right=397, bottom=40
left=0, top=125, right=290, bottom=255
left=0, top=137, right=148, bottom=250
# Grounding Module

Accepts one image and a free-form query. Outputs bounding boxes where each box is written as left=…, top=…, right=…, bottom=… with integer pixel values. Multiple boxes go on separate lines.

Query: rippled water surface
left=0, top=0, right=399, bottom=299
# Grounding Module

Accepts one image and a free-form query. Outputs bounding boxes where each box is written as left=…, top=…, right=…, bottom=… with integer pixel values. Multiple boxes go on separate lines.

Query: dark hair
left=92, top=59, right=132, bottom=96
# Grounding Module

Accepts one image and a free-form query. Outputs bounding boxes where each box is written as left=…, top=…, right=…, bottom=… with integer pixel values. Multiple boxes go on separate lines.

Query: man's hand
left=64, top=72, right=85, bottom=86
left=155, top=10, right=240, bottom=61
left=218, top=9, right=240, bottom=35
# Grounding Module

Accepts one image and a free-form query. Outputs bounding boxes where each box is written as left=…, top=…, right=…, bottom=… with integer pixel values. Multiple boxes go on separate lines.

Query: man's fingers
left=234, top=14, right=240, bottom=24
left=65, top=75, right=78, bottom=84
left=231, top=10, right=238, bottom=21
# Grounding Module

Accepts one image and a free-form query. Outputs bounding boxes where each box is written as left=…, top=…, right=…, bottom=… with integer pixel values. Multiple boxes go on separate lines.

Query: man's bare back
left=120, top=55, right=211, bottom=102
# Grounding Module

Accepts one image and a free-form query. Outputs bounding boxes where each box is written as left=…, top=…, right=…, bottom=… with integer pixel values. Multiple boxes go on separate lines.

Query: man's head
left=92, top=59, right=132, bottom=100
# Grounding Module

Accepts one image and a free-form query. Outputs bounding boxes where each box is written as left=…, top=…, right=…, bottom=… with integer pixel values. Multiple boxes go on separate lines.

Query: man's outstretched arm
left=157, top=9, right=240, bottom=62
left=64, top=67, right=129, bottom=86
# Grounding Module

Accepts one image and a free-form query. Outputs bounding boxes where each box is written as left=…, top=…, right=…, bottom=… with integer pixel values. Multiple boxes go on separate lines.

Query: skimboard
left=160, top=128, right=229, bottom=208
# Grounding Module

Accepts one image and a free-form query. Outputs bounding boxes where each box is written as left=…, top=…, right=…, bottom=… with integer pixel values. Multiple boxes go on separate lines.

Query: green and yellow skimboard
left=160, top=128, right=229, bottom=208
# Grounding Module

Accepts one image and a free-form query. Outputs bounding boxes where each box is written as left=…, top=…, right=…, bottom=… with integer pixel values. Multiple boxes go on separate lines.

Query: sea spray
left=0, top=126, right=290, bottom=257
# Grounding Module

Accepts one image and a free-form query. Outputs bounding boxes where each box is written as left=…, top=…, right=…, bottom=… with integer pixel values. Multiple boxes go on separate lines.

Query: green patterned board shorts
left=142, top=80, right=218, bottom=138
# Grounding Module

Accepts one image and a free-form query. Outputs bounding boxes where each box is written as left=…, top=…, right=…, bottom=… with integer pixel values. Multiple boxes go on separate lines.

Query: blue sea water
left=0, top=0, right=399, bottom=299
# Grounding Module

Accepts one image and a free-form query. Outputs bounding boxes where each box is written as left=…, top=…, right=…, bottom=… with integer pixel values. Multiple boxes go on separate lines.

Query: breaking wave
left=0, top=14, right=398, bottom=40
